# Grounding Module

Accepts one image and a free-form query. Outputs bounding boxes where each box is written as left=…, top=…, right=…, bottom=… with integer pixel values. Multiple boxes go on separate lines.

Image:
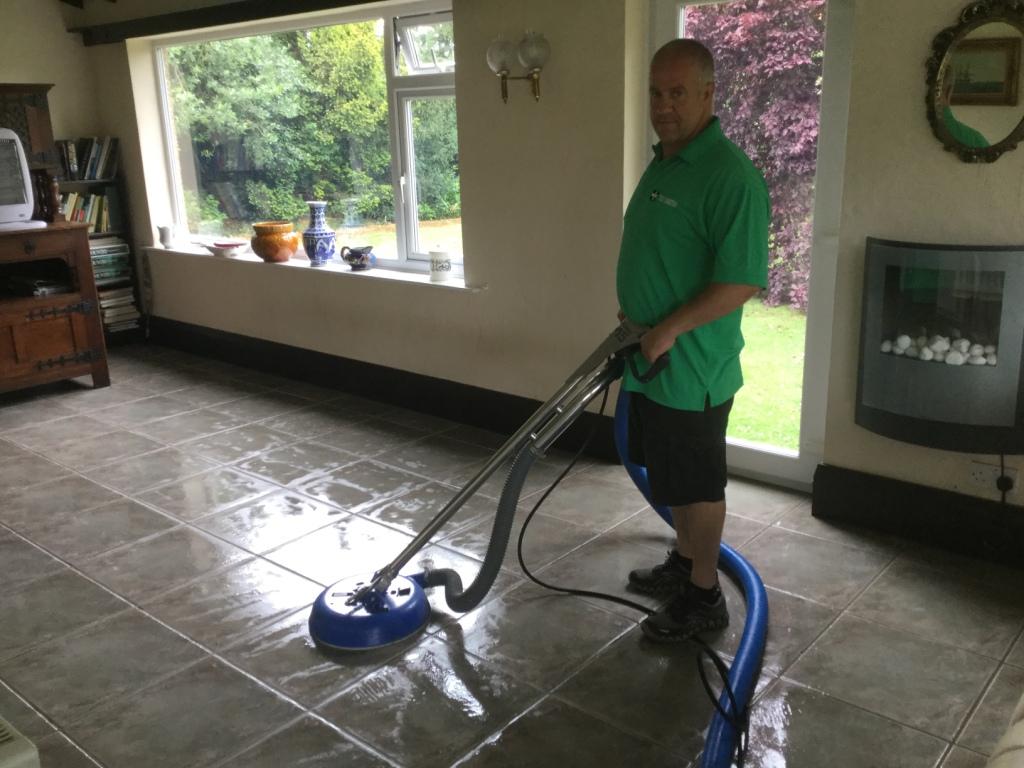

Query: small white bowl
left=200, top=241, right=246, bottom=258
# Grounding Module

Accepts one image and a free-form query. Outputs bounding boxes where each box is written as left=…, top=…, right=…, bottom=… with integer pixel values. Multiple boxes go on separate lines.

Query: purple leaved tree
left=684, top=0, right=826, bottom=310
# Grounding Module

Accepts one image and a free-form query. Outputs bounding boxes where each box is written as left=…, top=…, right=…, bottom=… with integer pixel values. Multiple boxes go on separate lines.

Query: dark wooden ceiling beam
left=69, top=0, right=368, bottom=46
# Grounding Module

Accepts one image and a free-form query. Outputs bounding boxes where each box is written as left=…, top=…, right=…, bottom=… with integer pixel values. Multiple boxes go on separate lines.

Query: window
left=156, top=6, right=461, bottom=270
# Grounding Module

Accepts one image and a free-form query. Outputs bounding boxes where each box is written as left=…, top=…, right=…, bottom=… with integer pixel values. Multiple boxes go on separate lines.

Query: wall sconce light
left=486, top=31, right=550, bottom=103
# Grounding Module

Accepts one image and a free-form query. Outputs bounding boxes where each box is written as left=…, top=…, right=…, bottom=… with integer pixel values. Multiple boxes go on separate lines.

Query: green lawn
left=730, top=299, right=806, bottom=451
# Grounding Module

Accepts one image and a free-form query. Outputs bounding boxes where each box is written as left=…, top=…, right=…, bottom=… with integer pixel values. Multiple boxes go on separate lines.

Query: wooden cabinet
left=0, top=222, right=109, bottom=393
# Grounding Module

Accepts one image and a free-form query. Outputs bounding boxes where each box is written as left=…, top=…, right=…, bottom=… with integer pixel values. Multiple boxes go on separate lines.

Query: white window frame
left=150, top=0, right=459, bottom=275
left=650, top=0, right=852, bottom=490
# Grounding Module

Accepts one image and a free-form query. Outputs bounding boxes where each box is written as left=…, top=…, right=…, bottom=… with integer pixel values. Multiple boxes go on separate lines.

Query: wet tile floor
left=0, top=344, right=1021, bottom=767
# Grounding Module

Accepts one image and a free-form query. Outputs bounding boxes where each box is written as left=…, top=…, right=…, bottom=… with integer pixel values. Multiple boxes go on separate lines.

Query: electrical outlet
left=968, top=461, right=1018, bottom=494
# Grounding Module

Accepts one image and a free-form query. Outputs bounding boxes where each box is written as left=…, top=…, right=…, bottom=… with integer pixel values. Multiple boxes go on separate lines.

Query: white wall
left=132, top=0, right=632, bottom=404
left=825, top=0, right=1024, bottom=500
left=0, top=0, right=101, bottom=139
left=14, top=0, right=1024, bottom=502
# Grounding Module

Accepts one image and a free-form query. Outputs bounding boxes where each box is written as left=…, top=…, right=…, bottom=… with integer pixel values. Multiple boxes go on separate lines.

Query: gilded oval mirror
left=926, top=0, right=1024, bottom=162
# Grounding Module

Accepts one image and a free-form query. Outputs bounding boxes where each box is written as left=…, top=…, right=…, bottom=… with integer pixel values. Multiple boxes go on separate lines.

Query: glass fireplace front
left=858, top=238, right=1024, bottom=452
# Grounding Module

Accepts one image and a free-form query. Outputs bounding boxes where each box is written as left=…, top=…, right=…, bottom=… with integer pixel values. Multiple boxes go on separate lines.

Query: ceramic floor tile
left=217, top=716, right=391, bottom=768
left=774, top=499, right=904, bottom=555
left=741, top=679, right=946, bottom=768
left=144, top=558, right=322, bottom=651
left=14, top=497, right=177, bottom=563
left=317, top=635, right=543, bottom=768
left=464, top=454, right=581, bottom=503
left=40, top=430, right=165, bottom=471
left=786, top=615, right=998, bottom=738
left=442, top=424, right=510, bottom=450
left=180, top=424, right=297, bottom=464
left=66, top=657, right=301, bottom=768
left=264, top=514, right=414, bottom=586
left=1, top=475, right=121, bottom=531
left=131, top=408, right=252, bottom=444
left=554, top=628, right=726, bottom=757
left=456, top=695, right=684, bottom=768
left=266, top=378, right=347, bottom=402
left=235, top=440, right=358, bottom=486
left=377, top=405, right=460, bottom=434
left=0, top=399, right=78, bottom=431
left=296, top=460, right=431, bottom=515
left=135, top=467, right=278, bottom=521
left=708, top=584, right=837, bottom=675
left=849, top=558, right=1024, bottom=658
left=376, top=435, right=494, bottom=483
left=315, top=418, right=434, bottom=457
left=1007, top=632, right=1024, bottom=667
left=222, top=607, right=416, bottom=707
left=90, top=394, right=195, bottom=427
left=357, top=481, right=493, bottom=538
left=209, top=392, right=311, bottom=422
left=34, top=733, right=101, bottom=768
left=197, top=489, right=348, bottom=554
left=0, top=609, right=204, bottom=727
left=257, top=403, right=362, bottom=439
left=0, top=452, right=71, bottom=491
left=722, top=512, right=769, bottom=549
left=940, top=747, right=990, bottom=768
left=441, top=581, right=634, bottom=689
left=0, top=571, right=126, bottom=663
left=438, top=506, right=603, bottom=576
left=725, top=477, right=807, bottom=523
left=0, top=529, right=64, bottom=592
left=407, top=544, right=524, bottom=630
left=0, top=437, right=26, bottom=459
left=515, top=469, right=652, bottom=531
left=0, top=681, right=56, bottom=742
left=3, top=414, right=118, bottom=451
left=83, top=447, right=218, bottom=495
left=56, top=381, right=153, bottom=412
left=167, top=379, right=265, bottom=409
left=958, top=663, right=1024, bottom=754
left=80, top=527, right=249, bottom=604
left=900, top=544, right=1024, bottom=593
left=738, top=526, right=893, bottom=609
left=533, top=535, right=669, bottom=616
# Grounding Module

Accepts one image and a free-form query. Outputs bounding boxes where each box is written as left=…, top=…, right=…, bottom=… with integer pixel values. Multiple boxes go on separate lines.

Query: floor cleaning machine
left=308, top=319, right=768, bottom=768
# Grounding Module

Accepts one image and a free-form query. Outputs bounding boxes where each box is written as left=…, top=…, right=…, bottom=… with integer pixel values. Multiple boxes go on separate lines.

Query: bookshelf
left=55, top=137, right=143, bottom=340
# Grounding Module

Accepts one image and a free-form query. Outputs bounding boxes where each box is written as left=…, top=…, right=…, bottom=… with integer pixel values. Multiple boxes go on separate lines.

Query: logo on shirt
left=648, top=190, right=678, bottom=208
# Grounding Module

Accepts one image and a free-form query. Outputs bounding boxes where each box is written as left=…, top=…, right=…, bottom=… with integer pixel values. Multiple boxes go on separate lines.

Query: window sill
left=147, top=246, right=481, bottom=291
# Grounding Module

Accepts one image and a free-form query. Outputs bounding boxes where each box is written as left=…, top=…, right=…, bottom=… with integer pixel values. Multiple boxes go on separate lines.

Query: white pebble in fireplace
left=880, top=333, right=998, bottom=365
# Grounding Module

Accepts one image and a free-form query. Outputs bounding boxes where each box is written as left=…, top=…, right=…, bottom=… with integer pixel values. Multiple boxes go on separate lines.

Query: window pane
left=396, top=19, right=455, bottom=75
left=162, top=20, right=399, bottom=260
left=408, top=96, right=462, bottom=261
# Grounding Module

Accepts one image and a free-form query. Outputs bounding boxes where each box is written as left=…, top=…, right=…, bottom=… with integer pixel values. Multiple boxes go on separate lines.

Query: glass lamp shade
left=486, top=37, right=517, bottom=74
left=518, top=31, right=550, bottom=71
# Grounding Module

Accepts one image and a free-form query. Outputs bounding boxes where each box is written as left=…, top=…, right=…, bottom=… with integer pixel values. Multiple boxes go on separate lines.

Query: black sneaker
left=627, top=550, right=692, bottom=595
left=640, top=583, right=729, bottom=643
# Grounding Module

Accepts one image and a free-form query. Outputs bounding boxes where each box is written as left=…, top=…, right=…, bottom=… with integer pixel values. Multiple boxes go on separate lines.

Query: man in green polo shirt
left=618, top=39, right=769, bottom=642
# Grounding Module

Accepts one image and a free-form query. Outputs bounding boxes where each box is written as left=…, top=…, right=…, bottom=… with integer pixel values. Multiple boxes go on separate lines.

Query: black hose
left=419, top=442, right=537, bottom=612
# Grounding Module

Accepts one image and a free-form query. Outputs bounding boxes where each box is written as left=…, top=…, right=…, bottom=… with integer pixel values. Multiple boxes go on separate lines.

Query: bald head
left=652, top=39, right=715, bottom=86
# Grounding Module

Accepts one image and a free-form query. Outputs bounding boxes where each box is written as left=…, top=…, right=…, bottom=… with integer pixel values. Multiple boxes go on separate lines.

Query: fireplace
left=857, top=237, right=1024, bottom=453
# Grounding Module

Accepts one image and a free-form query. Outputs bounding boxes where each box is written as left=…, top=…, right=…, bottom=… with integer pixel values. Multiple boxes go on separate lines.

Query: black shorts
left=627, top=392, right=733, bottom=507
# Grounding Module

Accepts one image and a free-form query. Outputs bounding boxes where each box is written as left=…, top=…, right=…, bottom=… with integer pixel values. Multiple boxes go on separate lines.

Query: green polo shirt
left=616, top=117, right=769, bottom=411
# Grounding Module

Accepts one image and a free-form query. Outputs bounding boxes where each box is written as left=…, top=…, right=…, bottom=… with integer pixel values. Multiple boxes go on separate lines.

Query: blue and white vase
left=302, top=201, right=336, bottom=267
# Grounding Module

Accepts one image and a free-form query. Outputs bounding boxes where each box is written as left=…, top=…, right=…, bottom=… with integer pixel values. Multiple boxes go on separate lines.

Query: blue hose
left=613, top=389, right=768, bottom=768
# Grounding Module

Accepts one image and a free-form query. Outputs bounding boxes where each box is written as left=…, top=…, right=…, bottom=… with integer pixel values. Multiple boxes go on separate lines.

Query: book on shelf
left=56, top=137, right=120, bottom=181
left=98, top=286, right=134, bottom=299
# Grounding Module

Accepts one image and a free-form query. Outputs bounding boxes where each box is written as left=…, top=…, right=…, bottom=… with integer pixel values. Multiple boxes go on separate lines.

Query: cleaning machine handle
left=350, top=319, right=664, bottom=605
left=627, top=350, right=670, bottom=383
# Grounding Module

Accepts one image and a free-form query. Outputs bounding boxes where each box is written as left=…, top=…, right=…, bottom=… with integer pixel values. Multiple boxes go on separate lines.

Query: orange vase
left=251, top=220, right=300, bottom=263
